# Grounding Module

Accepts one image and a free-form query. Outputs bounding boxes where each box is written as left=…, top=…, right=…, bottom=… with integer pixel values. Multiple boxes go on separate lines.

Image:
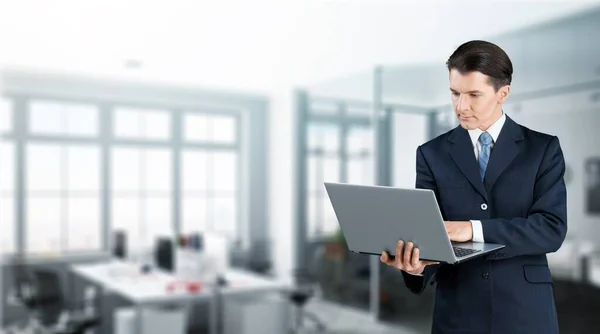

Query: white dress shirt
left=467, top=111, right=506, bottom=243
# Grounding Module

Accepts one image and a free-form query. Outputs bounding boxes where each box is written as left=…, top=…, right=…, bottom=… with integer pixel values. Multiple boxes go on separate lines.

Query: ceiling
left=1, top=0, right=599, bottom=94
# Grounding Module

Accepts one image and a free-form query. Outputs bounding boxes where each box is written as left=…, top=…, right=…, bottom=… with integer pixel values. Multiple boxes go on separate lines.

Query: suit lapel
left=448, top=127, right=488, bottom=200
left=446, top=115, right=524, bottom=199
left=484, top=116, right=524, bottom=191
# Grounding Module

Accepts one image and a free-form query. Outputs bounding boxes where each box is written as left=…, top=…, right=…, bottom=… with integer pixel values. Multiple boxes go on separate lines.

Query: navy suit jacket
left=402, top=115, right=567, bottom=334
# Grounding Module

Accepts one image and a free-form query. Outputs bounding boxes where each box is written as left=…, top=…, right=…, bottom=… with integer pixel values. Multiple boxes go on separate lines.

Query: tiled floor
left=305, top=280, right=600, bottom=334
left=186, top=299, right=423, bottom=334
left=303, top=299, right=421, bottom=334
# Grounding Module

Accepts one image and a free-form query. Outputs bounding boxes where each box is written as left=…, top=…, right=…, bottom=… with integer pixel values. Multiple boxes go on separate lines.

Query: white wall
left=268, top=88, right=296, bottom=282
left=392, top=112, right=429, bottom=188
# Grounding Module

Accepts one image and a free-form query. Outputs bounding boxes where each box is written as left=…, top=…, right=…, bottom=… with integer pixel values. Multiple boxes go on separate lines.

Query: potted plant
left=325, top=229, right=347, bottom=259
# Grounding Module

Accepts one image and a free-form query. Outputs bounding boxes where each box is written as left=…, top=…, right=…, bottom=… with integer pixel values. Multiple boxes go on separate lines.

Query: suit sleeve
left=401, top=145, right=440, bottom=294
left=482, top=136, right=567, bottom=259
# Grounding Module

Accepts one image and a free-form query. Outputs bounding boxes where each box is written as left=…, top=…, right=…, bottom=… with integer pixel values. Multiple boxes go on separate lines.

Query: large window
left=0, top=98, right=14, bottom=253
left=184, top=113, right=236, bottom=144
left=26, top=100, right=101, bottom=254
left=182, top=150, right=238, bottom=236
left=181, top=112, right=239, bottom=236
left=2, top=98, right=243, bottom=256
left=305, top=119, right=374, bottom=238
left=112, top=107, right=173, bottom=251
left=27, top=144, right=101, bottom=253
left=0, top=142, right=15, bottom=254
left=346, top=126, right=373, bottom=185
left=111, top=109, right=240, bottom=251
left=114, top=107, right=171, bottom=140
left=307, top=124, right=341, bottom=237
left=30, top=100, right=98, bottom=137
left=112, top=147, right=172, bottom=250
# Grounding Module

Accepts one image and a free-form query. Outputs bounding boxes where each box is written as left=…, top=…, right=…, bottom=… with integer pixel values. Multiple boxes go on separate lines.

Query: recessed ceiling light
left=124, top=59, right=143, bottom=69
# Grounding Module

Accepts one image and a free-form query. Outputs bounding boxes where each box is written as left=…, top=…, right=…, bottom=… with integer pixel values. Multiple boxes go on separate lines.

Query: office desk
left=70, top=260, right=288, bottom=334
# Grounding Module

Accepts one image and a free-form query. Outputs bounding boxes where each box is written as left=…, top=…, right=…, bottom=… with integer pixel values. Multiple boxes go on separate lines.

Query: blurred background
left=1, top=0, right=600, bottom=333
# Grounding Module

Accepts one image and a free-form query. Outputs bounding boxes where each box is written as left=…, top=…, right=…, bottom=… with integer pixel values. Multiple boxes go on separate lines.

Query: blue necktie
left=478, top=132, right=493, bottom=181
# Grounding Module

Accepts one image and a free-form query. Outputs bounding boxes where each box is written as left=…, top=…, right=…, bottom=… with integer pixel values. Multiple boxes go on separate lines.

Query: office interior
left=1, top=1, right=600, bottom=334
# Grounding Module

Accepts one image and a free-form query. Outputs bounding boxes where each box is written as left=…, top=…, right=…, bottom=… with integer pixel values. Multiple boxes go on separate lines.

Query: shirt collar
left=468, top=111, right=506, bottom=146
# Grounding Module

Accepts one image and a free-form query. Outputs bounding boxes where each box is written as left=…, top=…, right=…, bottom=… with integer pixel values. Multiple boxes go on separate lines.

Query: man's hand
left=445, top=221, right=473, bottom=242
left=380, top=240, right=438, bottom=275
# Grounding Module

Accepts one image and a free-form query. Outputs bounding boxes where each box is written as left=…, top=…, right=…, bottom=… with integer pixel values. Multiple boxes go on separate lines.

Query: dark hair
left=446, top=40, right=513, bottom=92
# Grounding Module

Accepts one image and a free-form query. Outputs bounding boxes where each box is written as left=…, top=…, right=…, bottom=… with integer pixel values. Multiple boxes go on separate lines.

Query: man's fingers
left=404, top=242, right=413, bottom=267
left=380, top=251, right=394, bottom=266
left=395, top=241, right=404, bottom=269
left=423, top=260, right=439, bottom=266
left=412, top=248, right=420, bottom=268
left=395, top=240, right=404, bottom=259
left=380, top=251, right=388, bottom=264
left=382, top=241, right=437, bottom=274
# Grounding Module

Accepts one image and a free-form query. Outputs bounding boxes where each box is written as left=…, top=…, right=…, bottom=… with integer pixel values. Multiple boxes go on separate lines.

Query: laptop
left=324, top=182, right=505, bottom=264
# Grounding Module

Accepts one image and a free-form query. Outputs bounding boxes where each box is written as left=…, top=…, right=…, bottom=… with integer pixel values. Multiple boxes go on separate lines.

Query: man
left=380, top=40, right=567, bottom=333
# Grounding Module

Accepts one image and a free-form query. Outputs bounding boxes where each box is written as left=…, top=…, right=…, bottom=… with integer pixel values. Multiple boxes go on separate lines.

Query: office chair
left=112, top=230, right=127, bottom=259
left=285, top=243, right=328, bottom=334
left=246, top=239, right=272, bottom=275
left=155, top=237, right=175, bottom=272
left=286, top=268, right=327, bottom=333
left=9, top=267, right=100, bottom=334
left=7, top=260, right=47, bottom=332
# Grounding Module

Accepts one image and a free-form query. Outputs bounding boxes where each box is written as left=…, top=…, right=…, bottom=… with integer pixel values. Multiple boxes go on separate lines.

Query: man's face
left=449, top=69, right=509, bottom=130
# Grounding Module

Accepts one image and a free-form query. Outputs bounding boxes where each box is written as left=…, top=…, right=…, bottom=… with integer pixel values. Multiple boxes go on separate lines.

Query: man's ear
left=498, top=85, right=510, bottom=104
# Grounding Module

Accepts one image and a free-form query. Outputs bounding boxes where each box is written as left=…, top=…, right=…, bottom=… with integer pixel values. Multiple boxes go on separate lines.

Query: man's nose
left=455, top=95, right=470, bottom=111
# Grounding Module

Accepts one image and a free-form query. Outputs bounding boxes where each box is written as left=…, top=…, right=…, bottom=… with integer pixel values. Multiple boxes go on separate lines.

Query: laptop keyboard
left=453, top=247, right=481, bottom=257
